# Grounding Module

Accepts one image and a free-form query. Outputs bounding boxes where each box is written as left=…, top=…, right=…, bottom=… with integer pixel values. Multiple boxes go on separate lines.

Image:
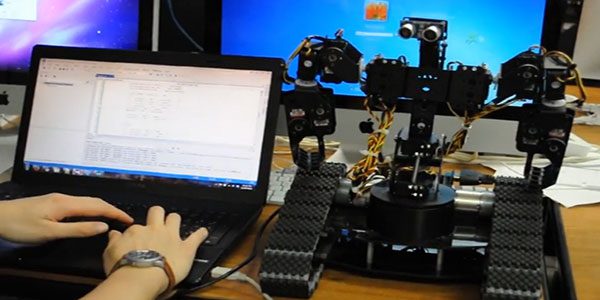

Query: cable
left=283, top=35, right=330, bottom=84
left=446, top=60, right=463, bottom=70
left=347, top=96, right=396, bottom=190
left=165, top=0, right=204, bottom=52
left=283, top=38, right=310, bottom=83
left=544, top=50, right=588, bottom=104
left=176, top=207, right=281, bottom=296
left=445, top=98, right=518, bottom=156
left=210, top=267, right=273, bottom=300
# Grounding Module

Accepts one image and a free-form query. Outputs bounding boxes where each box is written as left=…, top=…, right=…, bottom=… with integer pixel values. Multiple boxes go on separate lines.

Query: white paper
left=481, top=158, right=600, bottom=208
left=543, top=188, right=600, bottom=208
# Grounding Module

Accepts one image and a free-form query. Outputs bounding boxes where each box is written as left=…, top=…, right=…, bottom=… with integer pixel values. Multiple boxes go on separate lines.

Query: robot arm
left=497, top=50, right=575, bottom=188
left=283, top=32, right=362, bottom=170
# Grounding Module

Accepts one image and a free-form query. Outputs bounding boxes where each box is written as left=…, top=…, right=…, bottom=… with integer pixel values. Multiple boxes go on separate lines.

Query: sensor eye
left=422, top=25, right=442, bottom=42
left=399, top=23, right=415, bottom=39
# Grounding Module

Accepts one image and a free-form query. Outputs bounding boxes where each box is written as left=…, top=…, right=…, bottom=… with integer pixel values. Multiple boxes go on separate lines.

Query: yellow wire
left=283, top=38, right=313, bottom=84
left=286, top=38, right=310, bottom=66
left=445, top=99, right=519, bottom=156
left=347, top=100, right=396, bottom=184
left=544, top=50, right=588, bottom=102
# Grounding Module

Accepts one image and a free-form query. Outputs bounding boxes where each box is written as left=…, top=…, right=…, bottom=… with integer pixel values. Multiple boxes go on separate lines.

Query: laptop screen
left=22, top=58, right=273, bottom=191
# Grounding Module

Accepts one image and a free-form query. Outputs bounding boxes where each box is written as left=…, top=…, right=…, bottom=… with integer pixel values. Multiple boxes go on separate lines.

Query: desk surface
left=1, top=88, right=599, bottom=300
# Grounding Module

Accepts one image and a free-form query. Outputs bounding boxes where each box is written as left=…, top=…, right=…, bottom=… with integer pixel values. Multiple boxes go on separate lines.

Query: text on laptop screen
left=221, top=0, right=546, bottom=104
left=23, top=58, right=273, bottom=191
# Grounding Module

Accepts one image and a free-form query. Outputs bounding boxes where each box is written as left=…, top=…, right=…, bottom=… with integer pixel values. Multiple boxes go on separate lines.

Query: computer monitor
left=216, top=0, right=589, bottom=157
left=220, top=0, right=547, bottom=101
left=573, top=0, right=600, bottom=85
left=0, top=0, right=152, bottom=117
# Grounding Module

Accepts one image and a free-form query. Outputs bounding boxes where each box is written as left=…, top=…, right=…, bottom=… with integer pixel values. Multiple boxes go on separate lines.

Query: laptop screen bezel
left=12, top=45, right=284, bottom=207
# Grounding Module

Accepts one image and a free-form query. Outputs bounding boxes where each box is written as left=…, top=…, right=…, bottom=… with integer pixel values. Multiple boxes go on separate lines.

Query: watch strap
left=161, top=258, right=176, bottom=293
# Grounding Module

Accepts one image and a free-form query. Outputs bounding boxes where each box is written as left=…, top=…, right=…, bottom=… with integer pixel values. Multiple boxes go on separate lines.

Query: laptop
left=0, top=45, right=283, bottom=286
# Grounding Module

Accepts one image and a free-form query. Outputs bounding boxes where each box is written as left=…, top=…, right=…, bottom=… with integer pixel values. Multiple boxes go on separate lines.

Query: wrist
left=109, top=266, right=170, bottom=298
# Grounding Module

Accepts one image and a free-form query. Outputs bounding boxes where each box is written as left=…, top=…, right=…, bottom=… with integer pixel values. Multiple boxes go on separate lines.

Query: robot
left=260, top=17, right=578, bottom=300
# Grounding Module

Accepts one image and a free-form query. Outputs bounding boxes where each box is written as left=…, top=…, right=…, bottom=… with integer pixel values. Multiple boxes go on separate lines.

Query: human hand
left=102, top=206, right=208, bottom=297
left=0, top=193, right=133, bottom=244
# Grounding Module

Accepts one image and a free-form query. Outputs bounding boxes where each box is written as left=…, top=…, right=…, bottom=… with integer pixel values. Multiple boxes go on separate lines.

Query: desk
left=1, top=88, right=599, bottom=300
left=559, top=86, right=600, bottom=300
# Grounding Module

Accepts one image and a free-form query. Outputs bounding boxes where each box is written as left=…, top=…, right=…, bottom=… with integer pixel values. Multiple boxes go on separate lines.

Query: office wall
left=573, top=0, right=600, bottom=81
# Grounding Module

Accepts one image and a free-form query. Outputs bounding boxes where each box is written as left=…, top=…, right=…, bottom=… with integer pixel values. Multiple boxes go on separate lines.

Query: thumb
left=108, top=229, right=122, bottom=241
left=184, top=227, right=208, bottom=253
left=48, top=221, right=109, bottom=239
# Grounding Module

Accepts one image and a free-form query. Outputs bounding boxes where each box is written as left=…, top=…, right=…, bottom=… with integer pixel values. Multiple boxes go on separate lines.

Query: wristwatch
left=110, top=249, right=176, bottom=292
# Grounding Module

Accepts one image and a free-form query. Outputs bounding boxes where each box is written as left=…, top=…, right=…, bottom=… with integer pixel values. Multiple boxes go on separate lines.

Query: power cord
left=165, top=0, right=204, bottom=52
left=175, top=207, right=281, bottom=296
left=210, top=267, right=273, bottom=300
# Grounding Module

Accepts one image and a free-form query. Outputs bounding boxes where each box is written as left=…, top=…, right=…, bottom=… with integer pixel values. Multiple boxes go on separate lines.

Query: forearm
left=82, top=267, right=169, bottom=300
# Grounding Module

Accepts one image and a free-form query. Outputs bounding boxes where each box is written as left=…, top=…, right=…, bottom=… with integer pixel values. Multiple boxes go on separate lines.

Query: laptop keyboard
left=267, top=166, right=297, bottom=205
left=104, top=201, right=232, bottom=246
left=0, top=184, right=233, bottom=247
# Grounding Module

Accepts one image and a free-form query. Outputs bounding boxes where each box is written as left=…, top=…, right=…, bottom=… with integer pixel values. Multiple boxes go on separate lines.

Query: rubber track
left=259, top=163, right=346, bottom=298
left=482, top=177, right=544, bottom=300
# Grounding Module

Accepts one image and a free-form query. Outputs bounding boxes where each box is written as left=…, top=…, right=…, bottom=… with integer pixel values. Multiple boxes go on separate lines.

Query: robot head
left=399, top=17, right=448, bottom=43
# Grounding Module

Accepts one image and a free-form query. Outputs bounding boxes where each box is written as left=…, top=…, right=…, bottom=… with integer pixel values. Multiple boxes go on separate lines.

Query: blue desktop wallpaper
left=222, top=0, right=547, bottom=99
left=0, top=0, right=139, bottom=71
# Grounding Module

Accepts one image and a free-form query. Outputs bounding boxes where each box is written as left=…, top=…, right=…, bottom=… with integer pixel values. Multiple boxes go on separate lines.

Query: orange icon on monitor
left=365, top=1, right=389, bottom=21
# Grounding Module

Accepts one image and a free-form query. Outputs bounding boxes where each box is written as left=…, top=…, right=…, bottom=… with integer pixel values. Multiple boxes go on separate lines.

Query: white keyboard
left=267, top=166, right=297, bottom=205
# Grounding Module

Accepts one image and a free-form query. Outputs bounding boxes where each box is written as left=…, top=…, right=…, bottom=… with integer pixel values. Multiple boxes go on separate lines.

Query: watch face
left=125, top=249, right=162, bottom=262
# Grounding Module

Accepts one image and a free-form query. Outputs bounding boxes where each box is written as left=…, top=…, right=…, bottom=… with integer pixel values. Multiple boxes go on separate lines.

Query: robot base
left=368, top=182, right=455, bottom=245
left=325, top=237, right=485, bottom=282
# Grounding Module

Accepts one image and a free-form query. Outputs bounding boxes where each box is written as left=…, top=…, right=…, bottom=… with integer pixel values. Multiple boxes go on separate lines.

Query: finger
left=54, top=195, right=134, bottom=224
left=48, top=221, right=109, bottom=239
left=106, top=229, right=122, bottom=247
left=184, top=227, right=208, bottom=253
left=108, top=229, right=122, bottom=241
left=165, top=213, right=181, bottom=233
left=123, top=224, right=144, bottom=235
left=146, top=206, right=165, bottom=227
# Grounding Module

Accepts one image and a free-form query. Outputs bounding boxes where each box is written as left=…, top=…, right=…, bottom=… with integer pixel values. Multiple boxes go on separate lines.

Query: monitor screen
left=221, top=0, right=547, bottom=101
left=23, top=57, right=273, bottom=191
left=0, top=0, right=142, bottom=73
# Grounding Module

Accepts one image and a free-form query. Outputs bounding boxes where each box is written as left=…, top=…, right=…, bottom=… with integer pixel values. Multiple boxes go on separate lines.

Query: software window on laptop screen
left=23, top=58, right=272, bottom=190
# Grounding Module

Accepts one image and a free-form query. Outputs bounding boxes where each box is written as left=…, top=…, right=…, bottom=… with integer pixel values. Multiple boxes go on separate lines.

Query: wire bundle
left=347, top=97, right=396, bottom=193
left=445, top=98, right=517, bottom=156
